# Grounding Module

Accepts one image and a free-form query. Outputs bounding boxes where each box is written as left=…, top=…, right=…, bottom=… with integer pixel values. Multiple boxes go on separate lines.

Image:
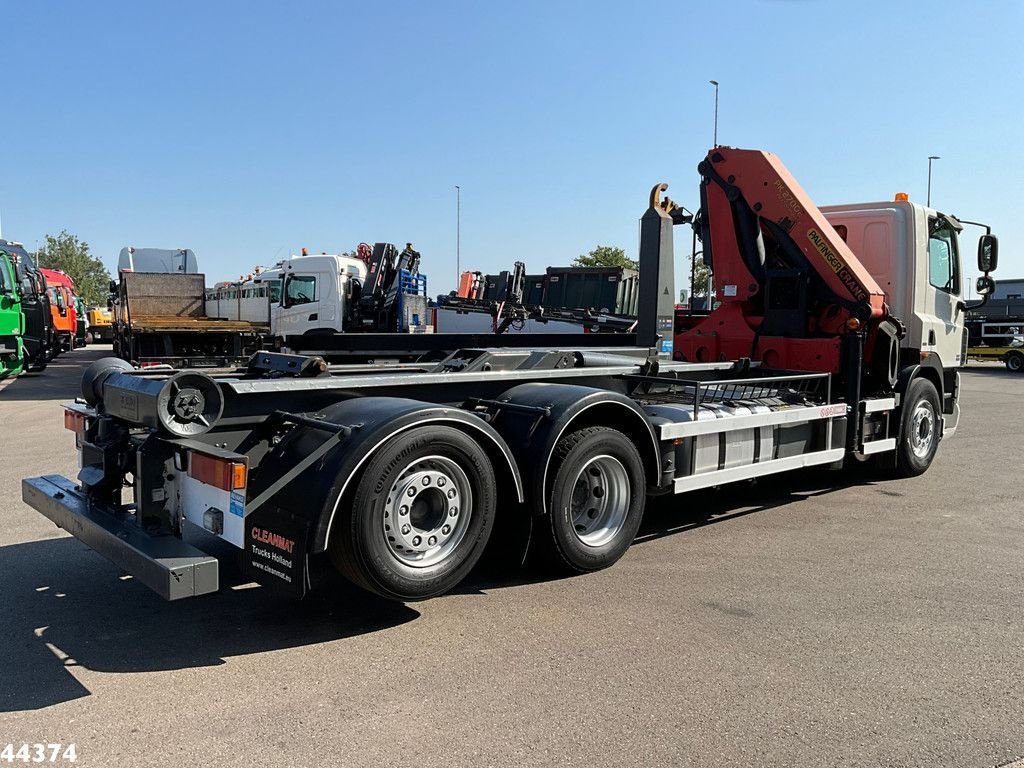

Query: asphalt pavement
left=0, top=347, right=1021, bottom=768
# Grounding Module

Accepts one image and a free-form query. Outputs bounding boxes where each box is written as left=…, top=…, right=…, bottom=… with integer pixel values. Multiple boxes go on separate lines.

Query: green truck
left=0, top=240, right=54, bottom=377
left=0, top=248, right=25, bottom=377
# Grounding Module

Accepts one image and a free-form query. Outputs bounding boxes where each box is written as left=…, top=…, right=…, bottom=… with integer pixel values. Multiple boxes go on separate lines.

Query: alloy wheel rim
left=383, top=455, right=472, bottom=568
left=568, top=455, right=630, bottom=548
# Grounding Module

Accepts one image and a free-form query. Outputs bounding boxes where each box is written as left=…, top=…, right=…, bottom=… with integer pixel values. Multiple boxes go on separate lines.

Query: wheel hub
left=383, top=456, right=472, bottom=568
left=569, top=455, right=630, bottom=548
left=910, top=401, right=935, bottom=459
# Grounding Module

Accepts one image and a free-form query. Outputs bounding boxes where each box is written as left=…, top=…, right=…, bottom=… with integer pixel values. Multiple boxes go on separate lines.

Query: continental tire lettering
left=806, top=228, right=868, bottom=303
left=250, top=526, right=296, bottom=554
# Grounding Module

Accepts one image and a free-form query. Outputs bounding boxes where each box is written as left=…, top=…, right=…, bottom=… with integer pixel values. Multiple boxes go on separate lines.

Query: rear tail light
left=189, top=452, right=247, bottom=491
left=63, top=408, right=86, bottom=437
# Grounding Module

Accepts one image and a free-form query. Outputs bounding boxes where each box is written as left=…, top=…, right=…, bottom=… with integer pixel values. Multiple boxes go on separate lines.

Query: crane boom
left=698, top=147, right=885, bottom=317
left=676, top=147, right=895, bottom=374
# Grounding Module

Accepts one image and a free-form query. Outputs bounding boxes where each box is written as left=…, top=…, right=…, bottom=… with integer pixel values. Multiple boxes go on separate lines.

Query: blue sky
left=2, top=1, right=1022, bottom=295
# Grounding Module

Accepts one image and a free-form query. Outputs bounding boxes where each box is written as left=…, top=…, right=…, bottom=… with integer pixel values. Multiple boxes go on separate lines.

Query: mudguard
left=896, top=351, right=945, bottom=407
left=487, top=382, right=661, bottom=515
left=249, top=397, right=524, bottom=556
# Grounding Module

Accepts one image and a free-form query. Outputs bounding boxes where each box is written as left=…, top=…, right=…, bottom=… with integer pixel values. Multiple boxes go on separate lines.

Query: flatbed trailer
left=21, top=146, right=1000, bottom=604
left=965, top=345, right=1024, bottom=371
left=113, top=272, right=268, bottom=367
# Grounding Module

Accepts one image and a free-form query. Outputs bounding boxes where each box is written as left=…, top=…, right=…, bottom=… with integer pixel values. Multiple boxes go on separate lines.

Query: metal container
left=543, top=267, right=636, bottom=314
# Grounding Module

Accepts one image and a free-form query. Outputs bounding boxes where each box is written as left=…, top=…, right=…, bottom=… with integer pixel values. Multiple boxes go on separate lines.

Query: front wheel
left=539, top=426, right=646, bottom=573
left=330, top=426, right=496, bottom=601
left=895, top=378, right=941, bottom=477
left=1006, top=351, right=1024, bottom=373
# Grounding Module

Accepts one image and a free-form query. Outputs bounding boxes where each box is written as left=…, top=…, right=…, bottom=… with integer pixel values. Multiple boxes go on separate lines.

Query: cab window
left=0, top=257, right=12, bottom=293
left=928, top=220, right=961, bottom=295
left=269, top=279, right=282, bottom=304
left=285, top=275, right=316, bottom=305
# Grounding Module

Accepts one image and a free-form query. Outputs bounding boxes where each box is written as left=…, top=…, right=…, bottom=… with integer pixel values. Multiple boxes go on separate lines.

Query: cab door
left=922, top=216, right=964, bottom=366
left=276, top=269, right=321, bottom=337
left=18, top=271, right=50, bottom=363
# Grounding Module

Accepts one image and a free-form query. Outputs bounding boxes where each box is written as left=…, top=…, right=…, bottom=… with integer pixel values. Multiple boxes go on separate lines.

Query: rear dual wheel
left=539, top=427, right=646, bottom=573
left=331, top=426, right=496, bottom=601
left=1006, top=352, right=1024, bottom=373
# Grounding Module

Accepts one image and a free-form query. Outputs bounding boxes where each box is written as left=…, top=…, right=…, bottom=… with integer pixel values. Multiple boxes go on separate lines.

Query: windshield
left=285, top=274, right=316, bottom=305
left=0, top=253, right=13, bottom=293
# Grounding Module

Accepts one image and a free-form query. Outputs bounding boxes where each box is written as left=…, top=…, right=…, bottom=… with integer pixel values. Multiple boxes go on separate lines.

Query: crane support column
left=637, top=184, right=677, bottom=354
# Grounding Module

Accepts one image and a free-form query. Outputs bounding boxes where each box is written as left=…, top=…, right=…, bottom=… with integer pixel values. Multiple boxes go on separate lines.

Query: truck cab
left=1, top=240, right=52, bottom=370
left=820, top=200, right=984, bottom=427
left=40, top=268, right=78, bottom=353
left=821, top=200, right=966, bottom=368
left=276, top=254, right=367, bottom=336
left=0, top=249, right=24, bottom=377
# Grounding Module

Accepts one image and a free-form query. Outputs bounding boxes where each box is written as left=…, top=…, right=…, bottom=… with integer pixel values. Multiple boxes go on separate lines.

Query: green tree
left=691, top=256, right=712, bottom=296
left=36, top=231, right=111, bottom=305
left=572, top=245, right=638, bottom=271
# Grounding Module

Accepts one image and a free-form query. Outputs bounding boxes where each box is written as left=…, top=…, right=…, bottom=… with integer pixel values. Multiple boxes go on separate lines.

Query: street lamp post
left=927, top=155, right=940, bottom=207
left=455, top=185, right=461, bottom=282
left=709, top=80, right=719, bottom=147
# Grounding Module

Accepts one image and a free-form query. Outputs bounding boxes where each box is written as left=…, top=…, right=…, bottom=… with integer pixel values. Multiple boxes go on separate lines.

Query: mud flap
left=243, top=504, right=311, bottom=598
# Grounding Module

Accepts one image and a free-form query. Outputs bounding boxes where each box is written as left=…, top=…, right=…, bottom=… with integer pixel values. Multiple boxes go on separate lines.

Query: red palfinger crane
left=676, top=147, right=898, bottom=377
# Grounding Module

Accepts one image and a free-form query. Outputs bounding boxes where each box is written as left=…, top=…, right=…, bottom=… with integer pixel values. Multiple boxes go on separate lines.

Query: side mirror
left=978, top=234, right=998, bottom=274
left=976, top=275, right=996, bottom=296
left=109, top=279, right=118, bottom=294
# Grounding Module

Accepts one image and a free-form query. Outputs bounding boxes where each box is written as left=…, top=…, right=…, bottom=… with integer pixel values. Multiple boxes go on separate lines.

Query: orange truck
left=39, top=268, right=78, bottom=353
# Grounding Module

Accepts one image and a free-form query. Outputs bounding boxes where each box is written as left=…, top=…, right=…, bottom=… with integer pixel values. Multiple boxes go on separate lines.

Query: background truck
left=40, top=267, right=78, bottom=354
left=86, top=305, right=114, bottom=343
left=0, top=248, right=25, bottom=377
left=205, top=245, right=626, bottom=361
left=118, top=246, right=198, bottom=274
left=0, top=239, right=53, bottom=372
left=964, top=297, right=1023, bottom=371
left=22, top=146, right=998, bottom=605
left=74, top=295, right=88, bottom=347
left=112, top=269, right=268, bottom=367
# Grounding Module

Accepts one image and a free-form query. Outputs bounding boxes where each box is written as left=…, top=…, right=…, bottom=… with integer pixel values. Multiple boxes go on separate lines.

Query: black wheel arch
left=252, top=397, right=524, bottom=555
left=487, top=382, right=660, bottom=515
left=896, top=351, right=945, bottom=409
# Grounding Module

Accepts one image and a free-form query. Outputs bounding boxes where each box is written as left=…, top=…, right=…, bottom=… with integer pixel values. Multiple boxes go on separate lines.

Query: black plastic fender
left=252, top=397, right=524, bottom=555
left=896, top=351, right=945, bottom=408
left=487, top=382, right=661, bottom=515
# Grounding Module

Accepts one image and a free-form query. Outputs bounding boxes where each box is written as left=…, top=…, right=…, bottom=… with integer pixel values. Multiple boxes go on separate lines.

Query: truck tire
left=539, top=427, right=646, bottom=574
left=1006, top=351, right=1024, bottom=373
left=895, top=377, right=941, bottom=478
left=330, top=425, right=496, bottom=601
